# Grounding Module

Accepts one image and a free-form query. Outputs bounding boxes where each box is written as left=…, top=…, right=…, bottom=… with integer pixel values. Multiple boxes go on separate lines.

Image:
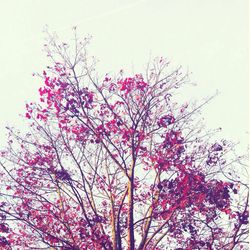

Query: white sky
left=0, top=0, right=248, bottom=152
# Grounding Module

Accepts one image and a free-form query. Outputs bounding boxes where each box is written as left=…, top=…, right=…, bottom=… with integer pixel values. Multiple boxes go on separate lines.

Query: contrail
left=22, top=0, right=148, bottom=44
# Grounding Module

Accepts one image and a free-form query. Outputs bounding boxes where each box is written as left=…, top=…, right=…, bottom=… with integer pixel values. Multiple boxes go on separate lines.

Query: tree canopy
left=0, top=31, right=248, bottom=250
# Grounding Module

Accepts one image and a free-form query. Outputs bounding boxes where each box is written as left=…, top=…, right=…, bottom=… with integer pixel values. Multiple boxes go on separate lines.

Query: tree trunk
left=127, top=174, right=135, bottom=250
left=111, top=197, right=117, bottom=250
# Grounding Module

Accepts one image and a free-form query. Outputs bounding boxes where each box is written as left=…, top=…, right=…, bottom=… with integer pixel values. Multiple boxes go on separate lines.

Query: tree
left=0, top=31, right=248, bottom=250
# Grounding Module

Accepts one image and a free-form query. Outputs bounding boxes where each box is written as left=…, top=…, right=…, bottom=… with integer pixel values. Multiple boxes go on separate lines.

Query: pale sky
left=0, top=0, right=248, bottom=152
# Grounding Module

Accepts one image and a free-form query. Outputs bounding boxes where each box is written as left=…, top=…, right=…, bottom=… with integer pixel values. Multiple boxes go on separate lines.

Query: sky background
left=0, top=0, right=248, bottom=152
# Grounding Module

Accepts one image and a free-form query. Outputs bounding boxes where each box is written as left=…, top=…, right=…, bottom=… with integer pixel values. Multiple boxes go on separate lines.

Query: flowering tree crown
left=0, top=32, right=248, bottom=250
